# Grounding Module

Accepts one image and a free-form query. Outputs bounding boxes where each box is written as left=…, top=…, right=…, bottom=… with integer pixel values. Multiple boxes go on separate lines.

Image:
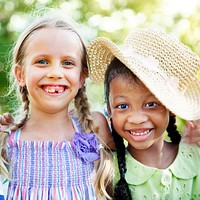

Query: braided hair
left=167, top=115, right=181, bottom=144
left=111, top=120, right=132, bottom=200
left=104, top=58, right=135, bottom=199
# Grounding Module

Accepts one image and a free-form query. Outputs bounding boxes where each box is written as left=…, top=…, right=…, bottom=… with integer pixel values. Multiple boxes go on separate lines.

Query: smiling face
left=14, top=27, right=84, bottom=114
left=108, top=76, right=170, bottom=151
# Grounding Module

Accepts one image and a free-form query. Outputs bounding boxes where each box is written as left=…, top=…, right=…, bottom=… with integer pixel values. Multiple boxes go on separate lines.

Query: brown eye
left=117, top=104, right=128, bottom=109
left=145, top=102, right=157, bottom=108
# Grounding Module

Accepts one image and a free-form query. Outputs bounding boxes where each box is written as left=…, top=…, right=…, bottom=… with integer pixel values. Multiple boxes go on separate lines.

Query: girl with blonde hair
left=0, top=9, right=113, bottom=199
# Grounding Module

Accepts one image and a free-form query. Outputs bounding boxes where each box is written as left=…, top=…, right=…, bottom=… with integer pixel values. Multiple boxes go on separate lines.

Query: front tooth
left=58, top=89, right=64, bottom=93
left=47, top=88, right=56, bottom=93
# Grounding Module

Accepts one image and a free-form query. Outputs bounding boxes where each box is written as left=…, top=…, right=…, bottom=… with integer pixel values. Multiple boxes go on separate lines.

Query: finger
left=0, top=115, right=8, bottom=125
left=186, top=121, right=194, bottom=131
left=184, top=121, right=195, bottom=137
left=182, top=135, right=200, bottom=144
left=2, top=113, right=14, bottom=124
left=191, top=119, right=200, bottom=129
left=0, top=124, right=9, bottom=132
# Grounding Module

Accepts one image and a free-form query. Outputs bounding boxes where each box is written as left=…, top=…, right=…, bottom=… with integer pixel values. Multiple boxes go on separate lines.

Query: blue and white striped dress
left=7, top=118, right=97, bottom=199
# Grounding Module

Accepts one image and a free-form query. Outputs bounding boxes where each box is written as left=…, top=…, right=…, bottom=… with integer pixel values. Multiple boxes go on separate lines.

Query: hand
left=0, top=113, right=14, bottom=132
left=182, top=120, right=200, bottom=147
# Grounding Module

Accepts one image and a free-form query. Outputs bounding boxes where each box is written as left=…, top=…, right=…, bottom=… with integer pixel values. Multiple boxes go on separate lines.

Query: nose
left=127, top=110, right=148, bottom=125
left=46, top=64, right=64, bottom=79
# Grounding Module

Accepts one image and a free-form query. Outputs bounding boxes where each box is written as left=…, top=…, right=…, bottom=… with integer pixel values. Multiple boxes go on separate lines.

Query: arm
left=92, top=111, right=115, bottom=198
left=182, top=120, right=200, bottom=146
left=91, top=111, right=115, bottom=150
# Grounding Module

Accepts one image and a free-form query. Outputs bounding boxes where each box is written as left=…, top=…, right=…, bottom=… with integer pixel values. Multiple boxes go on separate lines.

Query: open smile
left=127, top=128, right=154, bottom=141
left=42, top=85, right=68, bottom=94
left=129, top=129, right=154, bottom=136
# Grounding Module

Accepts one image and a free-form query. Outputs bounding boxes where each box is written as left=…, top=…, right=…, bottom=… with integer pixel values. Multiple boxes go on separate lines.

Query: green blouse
left=113, top=142, right=200, bottom=200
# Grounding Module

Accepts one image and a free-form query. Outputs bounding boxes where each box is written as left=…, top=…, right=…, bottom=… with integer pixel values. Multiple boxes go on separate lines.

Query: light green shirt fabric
left=113, top=142, right=200, bottom=200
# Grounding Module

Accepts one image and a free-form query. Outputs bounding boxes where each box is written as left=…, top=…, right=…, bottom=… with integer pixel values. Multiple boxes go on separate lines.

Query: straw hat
left=87, top=28, right=200, bottom=120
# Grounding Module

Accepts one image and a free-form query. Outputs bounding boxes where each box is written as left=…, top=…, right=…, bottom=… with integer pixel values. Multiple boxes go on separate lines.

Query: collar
left=124, top=142, right=200, bottom=185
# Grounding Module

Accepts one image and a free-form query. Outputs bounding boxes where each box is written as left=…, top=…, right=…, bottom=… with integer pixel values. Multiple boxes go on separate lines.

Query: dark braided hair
left=110, top=120, right=132, bottom=200
left=166, top=115, right=181, bottom=144
left=104, top=58, right=140, bottom=200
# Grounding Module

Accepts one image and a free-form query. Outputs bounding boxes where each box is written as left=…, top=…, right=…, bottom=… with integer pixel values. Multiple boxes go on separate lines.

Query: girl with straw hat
left=88, top=28, right=200, bottom=199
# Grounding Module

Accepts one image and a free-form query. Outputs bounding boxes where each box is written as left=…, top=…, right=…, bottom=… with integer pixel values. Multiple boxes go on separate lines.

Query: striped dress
left=7, top=118, right=97, bottom=200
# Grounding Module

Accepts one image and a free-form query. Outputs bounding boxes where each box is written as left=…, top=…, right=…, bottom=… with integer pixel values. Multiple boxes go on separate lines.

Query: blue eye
left=37, top=59, right=48, bottom=64
left=63, top=61, right=74, bottom=66
left=117, top=104, right=128, bottom=109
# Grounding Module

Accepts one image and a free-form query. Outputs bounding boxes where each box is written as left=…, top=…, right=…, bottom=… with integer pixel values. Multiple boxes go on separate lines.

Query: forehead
left=109, top=76, right=155, bottom=99
left=25, top=27, right=83, bottom=56
left=111, top=75, right=148, bottom=90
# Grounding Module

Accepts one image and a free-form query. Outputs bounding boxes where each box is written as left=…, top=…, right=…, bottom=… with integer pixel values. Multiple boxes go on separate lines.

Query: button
left=162, top=193, right=170, bottom=200
left=161, top=173, right=171, bottom=186
left=162, top=185, right=169, bottom=192
left=152, top=193, right=159, bottom=200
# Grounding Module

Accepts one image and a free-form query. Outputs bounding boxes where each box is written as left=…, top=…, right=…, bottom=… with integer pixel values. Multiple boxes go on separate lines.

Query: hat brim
left=88, top=37, right=200, bottom=120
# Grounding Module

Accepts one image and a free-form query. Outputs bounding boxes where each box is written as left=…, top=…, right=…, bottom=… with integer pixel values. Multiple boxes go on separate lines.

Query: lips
left=42, top=85, right=67, bottom=94
left=128, top=128, right=154, bottom=141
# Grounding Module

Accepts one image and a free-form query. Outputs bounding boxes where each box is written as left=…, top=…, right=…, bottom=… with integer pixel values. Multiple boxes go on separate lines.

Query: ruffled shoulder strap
left=9, top=129, right=21, bottom=141
left=71, top=117, right=84, bottom=133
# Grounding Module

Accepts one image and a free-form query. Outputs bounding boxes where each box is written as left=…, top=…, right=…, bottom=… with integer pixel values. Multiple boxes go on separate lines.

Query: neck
left=20, top=109, right=75, bottom=141
left=127, top=139, right=178, bottom=169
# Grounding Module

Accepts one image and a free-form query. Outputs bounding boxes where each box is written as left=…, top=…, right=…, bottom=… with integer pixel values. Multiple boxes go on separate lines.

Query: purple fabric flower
left=73, top=132, right=100, bottom=163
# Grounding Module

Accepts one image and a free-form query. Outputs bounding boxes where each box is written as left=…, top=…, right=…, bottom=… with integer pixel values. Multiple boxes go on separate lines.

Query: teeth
left=43, top=86, right=65, bottom=93
left=46, top=88, right=55, bottom=93
left=58, top=89, right=64, bottom=93
left=130, top=130, right=150, bottom=136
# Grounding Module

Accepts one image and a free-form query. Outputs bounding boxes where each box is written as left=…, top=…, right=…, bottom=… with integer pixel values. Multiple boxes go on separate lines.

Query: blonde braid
left=0, top=86, right=29, bottom=180
left=10, top=86, right=29, bottom=132
left=95, top=148, right=113, bottom=200
left=75, top=83, right=113, bottom=199
left=74, top=83, right=98, bottom=133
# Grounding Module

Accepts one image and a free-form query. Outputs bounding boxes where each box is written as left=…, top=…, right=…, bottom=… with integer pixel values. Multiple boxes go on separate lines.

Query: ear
left=14, top=64, right=26, bottom=86
left=106, top=104, right=111, bottom=118
left=78, top=71, right=87, bottom=89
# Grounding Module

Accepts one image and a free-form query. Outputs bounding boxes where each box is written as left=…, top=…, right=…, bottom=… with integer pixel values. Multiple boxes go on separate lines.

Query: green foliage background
left=0, top=0, right=200, bottom=131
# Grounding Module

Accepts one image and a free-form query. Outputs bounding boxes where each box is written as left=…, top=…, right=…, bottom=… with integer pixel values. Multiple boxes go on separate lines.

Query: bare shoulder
left=91, top=111, right=115, bottom=150
left=91, top=111, right=107, bottom=124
